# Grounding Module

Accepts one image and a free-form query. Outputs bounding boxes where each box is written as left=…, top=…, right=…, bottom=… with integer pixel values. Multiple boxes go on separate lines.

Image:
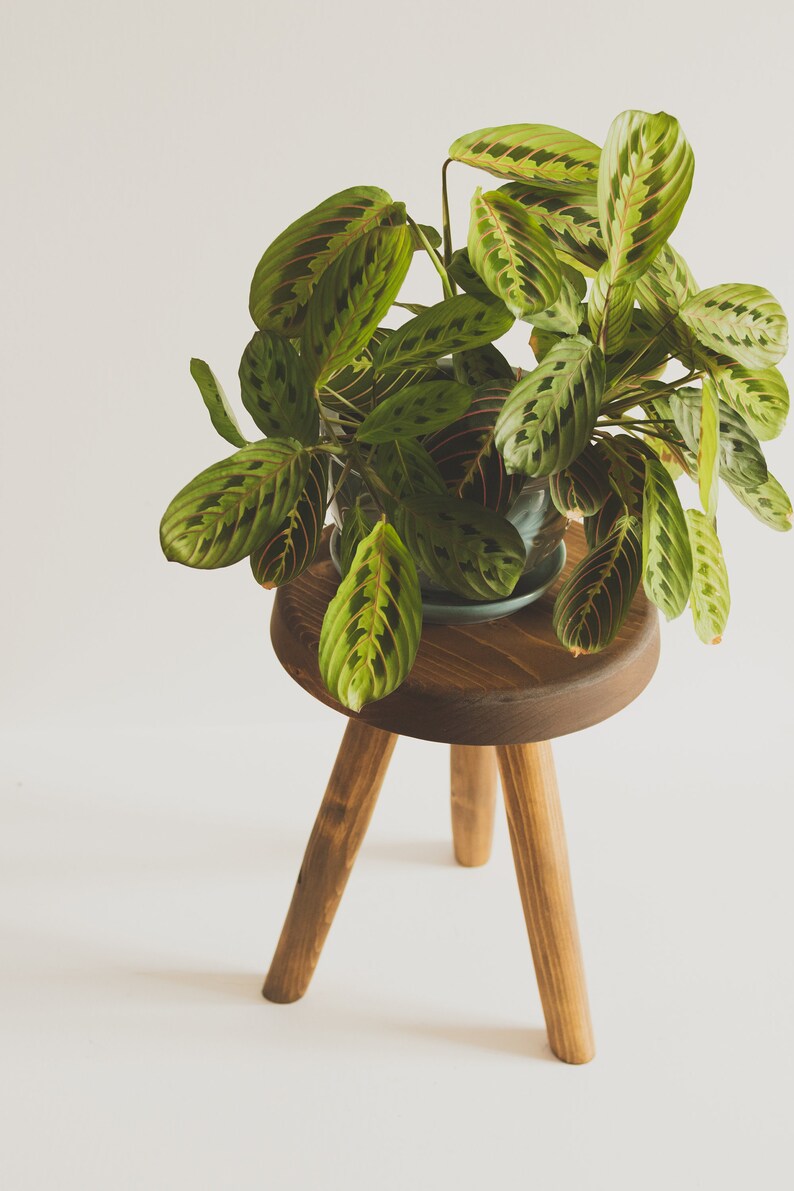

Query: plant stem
left=441, top=158, right=454, bottom=270
left=407, top=214, right=453, bottom=299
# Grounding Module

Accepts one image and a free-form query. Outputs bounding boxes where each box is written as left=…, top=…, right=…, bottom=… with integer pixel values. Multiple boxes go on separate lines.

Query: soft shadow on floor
left=133, top=969, right=262, bottom=1002
left=363, top=838, right=456, bottom=867
left=398, top=1020, right=555, bottom=1062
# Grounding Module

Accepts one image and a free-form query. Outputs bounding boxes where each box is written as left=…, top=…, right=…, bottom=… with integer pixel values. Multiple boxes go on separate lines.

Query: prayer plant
left=160, top=109, right=791, bottom=712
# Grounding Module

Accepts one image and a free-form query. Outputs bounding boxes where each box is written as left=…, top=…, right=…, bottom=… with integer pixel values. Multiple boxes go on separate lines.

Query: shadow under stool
left=262, top=523, right=660, bottom=1064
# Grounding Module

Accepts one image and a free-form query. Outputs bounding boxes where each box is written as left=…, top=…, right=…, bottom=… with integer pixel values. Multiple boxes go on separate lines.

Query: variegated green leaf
left=497, top=182, right=605, bottom=269
left=320, top=328, right=445, bottom=418
left=587, top=263, right=635, bottom=353
left=642, top=457, right=692, bottom=619
left=604, top=306, right=677, bottom=385
left=598, top=110, right=694, bottom=285
left=410, top=223, right=442, bottom=251
left=549, top=442, right=611, bottom=516
left=372, top=440, right=447, bottom=505
left=301, top=225, right=413, bottom=388
left=449, top=124, right=601, bottom=189
left=374, top=295, right=513, bottom=373
left=697, top=376, right=720, bottom=517
left=319, top=519, right=422, bottom=712
left=189, top=358, right=248, bottom=448
left=634, top=243, right=699, bottom=365
left=679, top=284, right=788, bottom=369
left=531, top=263, right=585, bottom=336
left=447, top=248, right=499, bottom=302
left=529, top=326, right=563, bottom=364
left=454, top=342, right=514, bottom=386
left=356, top=380, right=472, bottom=444
left=160, top=439, right=309, bottom=569
left=249, top=186, right=405, bottom=335
left=552, top=515, right=643, bottom=655
left=727, top=471, right=792, bottom=532
left=425, top=379, right=523, bottom=513
left=711, top=364, right=789, bottom=441
left=339, top=504, right=374, bottom=576
left=686, top=509, right=730, bottom=644
left=394, top=494, right=525, bottom=599
left=249, top=455, right=327, bottom=587
left=584, top=436, right=653, bottom=546
left=669, top=388, right=768, bottom=490
left=239, top=330, right=318, bottom=444
left=468, top=188, right=562, bottom=319
left=495, top=336, right=605, bottom=477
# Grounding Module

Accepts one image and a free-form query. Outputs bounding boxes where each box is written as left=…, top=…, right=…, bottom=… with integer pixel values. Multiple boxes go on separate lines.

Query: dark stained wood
left=263, top=719, right=397, bottom=1004
left=270, top=524, right=660, bottom=745
left=450, top=745, right=497, bottom=867
left=497, top=741, right=595, bottom=1064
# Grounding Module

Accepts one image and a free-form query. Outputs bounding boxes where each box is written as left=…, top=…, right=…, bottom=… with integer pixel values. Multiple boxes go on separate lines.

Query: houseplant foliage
left=160, top=109, right=791, bottom=712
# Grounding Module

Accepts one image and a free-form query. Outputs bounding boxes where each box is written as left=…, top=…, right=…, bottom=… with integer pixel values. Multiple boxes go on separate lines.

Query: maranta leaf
left=449, top=124, right=601, bottom=189
left=249, top=454, right=327, bottom=587
left=553, top=515, right=643, bottom=655
left=190, top=358, right=248, bottom=448
left=374, top=294, right=513, bottom=373
left=685, top=510, right=730, bottom=644
left=239, top=330, right=318, bottom=444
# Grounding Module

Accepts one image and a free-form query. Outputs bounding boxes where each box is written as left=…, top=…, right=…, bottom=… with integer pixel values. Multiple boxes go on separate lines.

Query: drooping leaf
left=320, top=327, right=446, bottom=418
left=584, top=435, right=653, bottom=546
left=679, top=284, right=788, bottom=369
left=356, top=380, right=472, bottom=444
left=339, top=504, right=374, bottom=576
left=372, top=440, right=447, bottom=505
left=685, top=509, right=730, bottom=644
left=301, top=225, right=414, bottom=388
left=447, top=248, right=500, bottom=302
left=468, top=188, right=562, bottom=319
left=711, top=364, right=789, bottom=441
left=449, top=124, right=601, bottom=189
left=160, top=439, right=309, bottom=569
left=454, top=342, right=514, bottom=386
left=598, top=110, right=694, bottom=285
left=410, top=223, right=442, bottom=251
left=552, top=515, right=643, bottom=655
left=641, top=457, right=693, bottom=619
left=189, top=358, right=248, bottom=448
left=495, top=336, right=605, bottom=476
left=727, top=471, right=793, bottom=532
left=587, top=262, right=635, bottom=353
left=249, top=455, right=327, bottom=587
left=669, top=388, right=768, bottom=489
left=239, top=330, right=318, bottom=444
left=424, top=379, right=523, bottom=513
left=497, top=182, right=605, bottom=268
left=697, top=376, right=720, bottom=517
left=531, top=263, right=586, bottom=336
left=393, top=494, right=525, bottom=599
left=549, top=442, right=611, bottom=516
left=374, top=294, right=514, bottom=373
left=318, top=519, right=422, bottom=712
left=249, top=186, right=405, bottom=335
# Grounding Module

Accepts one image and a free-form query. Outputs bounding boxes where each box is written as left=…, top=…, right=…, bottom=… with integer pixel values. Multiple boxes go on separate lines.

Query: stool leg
left=496, top=742, right=595, bottom=1064
left=263, top=719, right=397, bottom=1004
left=450, top=745, right=497, bottom=867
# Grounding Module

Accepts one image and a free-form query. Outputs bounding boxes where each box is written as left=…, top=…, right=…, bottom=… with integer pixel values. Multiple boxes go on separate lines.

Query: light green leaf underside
left=239, top=330, right=318, bottom=444
left=680, top=284, right=788, bottom=369
left=356, top=380, right=472, bottom=443
left=319, top=520, right=422, bottom=712
left=468, top=188, right=561, bottom=319
left=642, top=457, right=692, bottom=619
left=711, top=364, right=789, bottom=441
left=374, top=294, right=514, bottom=373
left=249, top=186, right=405, bottom=335
left=552, top=515, right=643, bottom=655
left=249, top=455, right=327, bottom=587
left=449, top=124, right=601, bottom=189
left=495, top=335, right=605, bottom=477
left=598, top=110, right=694, bottom=286
left=686, top=509, right=730, bottom=643
left=697, top=376, right=720, bottom=517
left=394, top=494, right=525, bottom=600
left=189, top=358, right=248, bottom=448
left=160, top=439, right=309, bottom=569
left=301, top=225, right=414, bottom=388
left=669, top=388, right=768, bottom=490
left=727, top=471, right=792, bottom=532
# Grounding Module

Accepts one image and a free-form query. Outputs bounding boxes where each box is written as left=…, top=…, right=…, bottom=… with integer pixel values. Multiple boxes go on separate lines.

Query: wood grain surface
left=497, top=741, right=595, bottom=1064
left=450, top=745, right=497, bottom=867
left=270, top=523, right=660, bottom=745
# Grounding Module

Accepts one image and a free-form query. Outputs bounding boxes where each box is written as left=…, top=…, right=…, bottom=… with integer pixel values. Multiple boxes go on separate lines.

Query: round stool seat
left=270, top=523, right=660, bottom=746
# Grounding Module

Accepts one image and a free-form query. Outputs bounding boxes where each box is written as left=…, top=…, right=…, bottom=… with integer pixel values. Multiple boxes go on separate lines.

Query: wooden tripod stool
left=263, top=524, right=660, bottom=1064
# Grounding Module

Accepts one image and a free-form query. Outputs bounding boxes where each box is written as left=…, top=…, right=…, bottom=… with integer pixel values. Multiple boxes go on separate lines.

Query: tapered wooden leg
left=496, top=741, right=595, bottom=1064
left=450, top=745, right=497, bottom=867
left=263, top=719, right=398, bottom=1004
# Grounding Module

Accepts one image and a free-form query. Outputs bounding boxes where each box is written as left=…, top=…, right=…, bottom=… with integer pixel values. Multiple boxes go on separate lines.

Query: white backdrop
left=2, top=1, right=793, bottom=1187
